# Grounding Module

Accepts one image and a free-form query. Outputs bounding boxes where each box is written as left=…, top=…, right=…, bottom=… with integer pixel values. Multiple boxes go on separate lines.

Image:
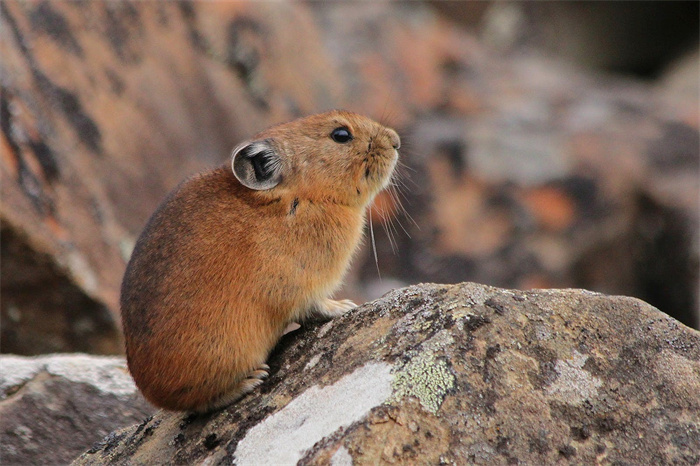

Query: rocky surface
left=1, top=0, right=340, bottom=354
left=2, top=1, right=697, bottom=356
left=73, top=282, right=700, bottom=465
left=0, top=353, right=154, bottom=465
left=471, top=2, right=699, bottom=76
left=380, top=46, right=699, bottom=329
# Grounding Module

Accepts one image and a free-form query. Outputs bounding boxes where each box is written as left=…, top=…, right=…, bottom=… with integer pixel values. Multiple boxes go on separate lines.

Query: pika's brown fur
left=121, top=110, right=400, bottom=412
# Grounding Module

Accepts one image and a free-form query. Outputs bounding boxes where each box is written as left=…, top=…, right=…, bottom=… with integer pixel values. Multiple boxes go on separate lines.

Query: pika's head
left=231, top=110, right=400, bottom=207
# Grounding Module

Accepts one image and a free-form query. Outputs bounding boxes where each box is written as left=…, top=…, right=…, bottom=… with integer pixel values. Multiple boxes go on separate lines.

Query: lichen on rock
left=389, top=331, right=456, bottom=414
left=546, top=349, right=603, bottom=405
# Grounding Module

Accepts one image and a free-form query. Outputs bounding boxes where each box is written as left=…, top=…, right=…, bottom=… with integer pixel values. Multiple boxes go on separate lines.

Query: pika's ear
left=231, top=139, right=282, bottom=190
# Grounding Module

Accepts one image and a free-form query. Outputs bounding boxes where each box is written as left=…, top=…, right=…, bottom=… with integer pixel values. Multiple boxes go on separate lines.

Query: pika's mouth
left=362, top=147, right=397, bottom=194
left=360, top=127, right=400, bottom=196
left=381, top=150, right=399, bottom=188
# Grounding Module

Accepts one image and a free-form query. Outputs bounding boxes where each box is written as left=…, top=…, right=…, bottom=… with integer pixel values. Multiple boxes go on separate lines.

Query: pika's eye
left=330, top=127, right=353, bottom=143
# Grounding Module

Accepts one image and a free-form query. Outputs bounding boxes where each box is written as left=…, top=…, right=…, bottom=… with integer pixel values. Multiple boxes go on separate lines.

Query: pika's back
left=121, top=169, right=255, bottom=338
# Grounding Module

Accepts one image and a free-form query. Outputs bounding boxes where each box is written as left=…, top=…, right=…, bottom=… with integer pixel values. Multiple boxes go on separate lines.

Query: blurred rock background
left=2, top=0, right=698, bottom=356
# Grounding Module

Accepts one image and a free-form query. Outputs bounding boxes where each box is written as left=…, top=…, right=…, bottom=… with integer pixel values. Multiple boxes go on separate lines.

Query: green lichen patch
left=389, top=350, right=456, bottom=414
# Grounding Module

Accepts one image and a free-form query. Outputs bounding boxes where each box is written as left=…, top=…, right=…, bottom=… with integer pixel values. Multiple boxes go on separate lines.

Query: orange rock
left=519, top=186, right=576, bottom=232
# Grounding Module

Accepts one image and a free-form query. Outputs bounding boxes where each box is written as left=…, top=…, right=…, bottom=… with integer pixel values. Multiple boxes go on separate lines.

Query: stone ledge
left=70, top=282, right=700, bottom=465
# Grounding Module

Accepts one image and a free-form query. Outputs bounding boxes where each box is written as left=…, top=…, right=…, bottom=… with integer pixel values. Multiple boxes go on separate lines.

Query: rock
left=2, top=1, right=697, bottom=357
left=477, top=2, right=698, bottom=77
left=0, top=353, right=154, bottom=465
left=73, top=282, right=700, bottom=465
left=358, top=46, right=699, bottom=329
left=0, top=0, right=343, bottom=354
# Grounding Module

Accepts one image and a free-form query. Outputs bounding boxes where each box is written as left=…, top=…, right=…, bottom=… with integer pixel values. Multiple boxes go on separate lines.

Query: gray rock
left=0, top=354, right=154, bottom=465
left=72, top=282, right=700, bottom=465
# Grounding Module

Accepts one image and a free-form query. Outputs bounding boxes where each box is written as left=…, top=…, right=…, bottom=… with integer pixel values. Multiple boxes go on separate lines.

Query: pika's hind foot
left=241, top=363, right=269, bottom=390
left=197, top=364, right=270, bottom=413
left=249, top=363, right=270, bottom=380
left=313, top=298, right=357, bottom=319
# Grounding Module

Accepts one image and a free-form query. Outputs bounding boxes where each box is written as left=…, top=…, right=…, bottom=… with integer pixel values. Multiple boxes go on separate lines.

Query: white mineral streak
left=330, top=446, right=354, bottom=466
left=0, top=354, right=136, bottom=399
left=234, top=362, right=393, bottom=466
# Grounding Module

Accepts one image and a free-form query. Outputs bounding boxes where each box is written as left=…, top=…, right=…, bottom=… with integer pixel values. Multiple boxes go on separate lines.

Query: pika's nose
left=387, top=128, right=401, bottom=150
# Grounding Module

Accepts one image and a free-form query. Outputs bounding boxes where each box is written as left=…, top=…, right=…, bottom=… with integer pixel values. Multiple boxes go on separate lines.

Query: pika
left=121, top=110, right=400, bottom=412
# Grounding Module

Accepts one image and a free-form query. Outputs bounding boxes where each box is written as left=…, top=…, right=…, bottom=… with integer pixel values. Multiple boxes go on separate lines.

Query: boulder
left=73, top=282, right=700, bottom=465
left=2, top=1, right=697, bottom=358
left=0, top=353, right=154, bottom=465
left=473, top=2, right=698, bottom=76
left=378, top=48, right=699, bottom=329
left=0, top=0, right=344, bottom=354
